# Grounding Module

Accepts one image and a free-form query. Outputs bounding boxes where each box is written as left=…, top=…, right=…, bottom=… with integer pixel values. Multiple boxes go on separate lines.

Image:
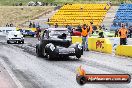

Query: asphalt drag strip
left=0, top=37, right=132, bottom=88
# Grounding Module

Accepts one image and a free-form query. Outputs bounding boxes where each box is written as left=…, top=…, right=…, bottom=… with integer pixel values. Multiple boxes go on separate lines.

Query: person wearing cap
left=54, top=23, right=58, bottom=28
left=98, top=26, right=104, bottom=38
left=118, top=24, right=128, bottom=45
left=81, top=24, right=89, bottom=51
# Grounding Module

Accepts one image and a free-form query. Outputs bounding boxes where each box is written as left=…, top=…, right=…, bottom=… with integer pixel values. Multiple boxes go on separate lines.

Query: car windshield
left=49, top=30, right=70, bottom=36
left=8, top=31, right=21, bottom=35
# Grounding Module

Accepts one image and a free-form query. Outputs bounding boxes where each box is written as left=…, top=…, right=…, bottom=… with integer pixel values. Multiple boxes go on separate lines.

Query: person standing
left=118, top=24, right=128, bottom=45
left=115, top=28, right=119, bottom=37
left=54, top=23, right=58, bottom=28
left=32, top=22, right=36, bottom=28
left=29, top=22, right=32, bottom=28
left=67, top=25, right=72, bottom=35
left=89, top=22, right=93, bottom=37
left=98, top=26, right=104, bottom=38
left=81, top=24, right=89, bottom=51
left=128, top=26, right=132, bottom=38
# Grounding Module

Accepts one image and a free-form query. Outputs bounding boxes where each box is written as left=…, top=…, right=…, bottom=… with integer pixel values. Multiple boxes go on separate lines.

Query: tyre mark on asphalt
left=1, top=42, right=132, bottom=88
left=0, top=54, right=41, bottom=88
left=6, top=42, right=132, bottom=76
left=2, top=42, right=132, bottom=75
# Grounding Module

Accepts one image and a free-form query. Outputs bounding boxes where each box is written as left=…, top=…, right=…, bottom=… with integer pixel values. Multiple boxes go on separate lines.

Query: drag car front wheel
left=47, top=54, right=53, bottom=60
left=76, top=55, right=81, bottom=59
left=7, top=40, right=10, bottom=44
left=21, top=40, right=24, bottom=44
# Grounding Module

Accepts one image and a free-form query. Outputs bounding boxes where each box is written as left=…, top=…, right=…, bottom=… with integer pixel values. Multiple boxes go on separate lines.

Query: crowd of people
left=54, top=22, right=131, bottom=51
left=6, top=23, right=14, bottom=27
left=54, top=22, right=103, bottom=51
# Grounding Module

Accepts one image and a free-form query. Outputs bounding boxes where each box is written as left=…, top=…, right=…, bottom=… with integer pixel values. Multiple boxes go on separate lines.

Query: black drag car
left=36, top=28, right=83, bottom=60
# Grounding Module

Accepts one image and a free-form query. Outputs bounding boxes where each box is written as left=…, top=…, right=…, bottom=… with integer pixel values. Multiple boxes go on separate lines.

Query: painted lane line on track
left=0, top=57, right=24, bottom=88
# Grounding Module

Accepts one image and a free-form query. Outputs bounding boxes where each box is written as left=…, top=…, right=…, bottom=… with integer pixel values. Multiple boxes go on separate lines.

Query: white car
left=6, top=31, right=24, bottom=44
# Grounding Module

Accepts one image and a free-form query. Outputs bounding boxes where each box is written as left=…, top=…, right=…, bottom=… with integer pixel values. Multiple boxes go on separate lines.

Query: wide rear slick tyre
left=75, top=45, right=82, bottom=59
left=76, top=55, right=81, bottom=59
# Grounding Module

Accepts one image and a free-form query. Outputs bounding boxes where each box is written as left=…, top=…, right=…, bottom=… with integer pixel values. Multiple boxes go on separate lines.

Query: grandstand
left=111, top=4, right=132, bottom=30
left=48, top=4, right=111, bottom=26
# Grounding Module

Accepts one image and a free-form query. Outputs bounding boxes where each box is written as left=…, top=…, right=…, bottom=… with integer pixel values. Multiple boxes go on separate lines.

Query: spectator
left=6, top=23, right=9, bottom=27
left=89, top=22, right=93, bottom=36
left=81, top=24, right=90, bottom=51
left=104, top=6, right=106, bottom=10
left=54, top=23, right=58, bottom=28
left=10, top=23, right=13, bottom=27
left=29, top=22, right=32, bottom=28
left=36, top=23, right=40, bottom=28
left=118, top=22, right=121, bottom=27
left=93, top=25, right=97, bottom=31
left=98, top=26, right=104, bottom=38
left=126, top=23, right=128, bottom=27
left=115, top=29, right=119, bottom=37
left=118, top=24, right=128, bottom=45
left=65, top=24, right=69, bottom=28
left=102, top=25, right=105, bottom=30
left=67, top=25, right=72, bottom=34
left=113, top=22, right=117, bottom=27
left=32, top=22, right=36, bottom=28
left=105, top=28, right=108, bottom=31
left=19, top=3, right=22, bottom=6
left=46, top=3, right=48, bottom=6
left=47, top=18, right=50, bottom=22
left=77, top=24, right=82, bottom=32
left=36, top=27, right=41, bottom=40
left=128, top=26, right=132, bottom=38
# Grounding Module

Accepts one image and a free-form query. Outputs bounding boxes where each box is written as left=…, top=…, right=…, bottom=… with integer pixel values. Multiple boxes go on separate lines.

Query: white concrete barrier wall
left=0, top=27, right=16, bottom=36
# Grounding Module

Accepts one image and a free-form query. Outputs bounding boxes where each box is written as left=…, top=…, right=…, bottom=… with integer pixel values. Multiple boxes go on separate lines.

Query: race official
left=118, top=24, right=128, bottom=45
left=81, top=24, right=89, bottom=51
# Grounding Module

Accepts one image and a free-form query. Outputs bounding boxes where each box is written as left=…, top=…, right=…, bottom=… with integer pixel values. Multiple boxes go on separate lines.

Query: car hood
left=7, top=34, right=23, bottom=38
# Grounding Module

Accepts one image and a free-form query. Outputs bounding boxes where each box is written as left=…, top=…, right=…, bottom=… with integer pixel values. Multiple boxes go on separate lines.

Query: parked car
left=18, top=29, right=36, bottom=37
left=6, top=31, right=24, bottom=44
left=36, top=28, right=83, bottom=60
left=72, top=28, right=81, bottom=36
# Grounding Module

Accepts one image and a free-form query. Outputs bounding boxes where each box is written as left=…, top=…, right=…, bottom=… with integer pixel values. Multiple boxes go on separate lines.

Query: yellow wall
left=72, top=36, right=82, bottom=44
left=115, top=45, right=132, bottom=57
left=88, top=38, right=112, bottom=54
left=72, top=36, right=112, bottom=54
